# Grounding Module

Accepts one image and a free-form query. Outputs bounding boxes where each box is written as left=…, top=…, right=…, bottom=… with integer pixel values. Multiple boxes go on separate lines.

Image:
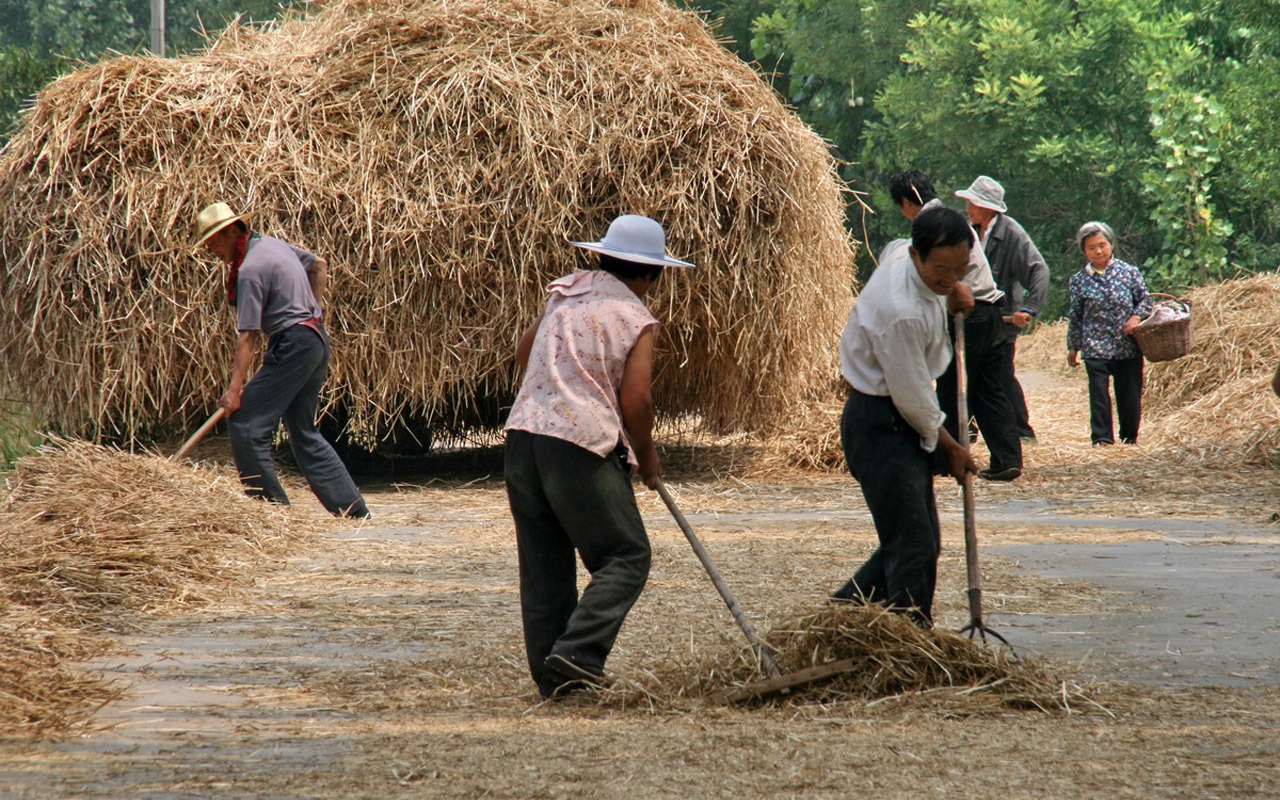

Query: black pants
left=995, top=332, right=1035, bottom=438
left=1084, top=356, right=1144, bottom=444
left=504, top=430, right=652, bottom=698
left=226, top=323, right=366, bottom=516
left=833, top=390, right=940, bottom=626
left=936, top=303, right=1022, bottom=472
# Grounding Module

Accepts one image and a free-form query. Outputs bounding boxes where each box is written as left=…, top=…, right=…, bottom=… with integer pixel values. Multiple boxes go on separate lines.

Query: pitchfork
left=952, top=312, right=1012, bottom=648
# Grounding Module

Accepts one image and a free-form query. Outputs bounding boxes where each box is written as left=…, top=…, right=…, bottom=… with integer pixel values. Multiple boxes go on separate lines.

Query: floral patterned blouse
left=505, top=270, right=658, bottom=466
left=1067, top=258, right=1154, bottom=360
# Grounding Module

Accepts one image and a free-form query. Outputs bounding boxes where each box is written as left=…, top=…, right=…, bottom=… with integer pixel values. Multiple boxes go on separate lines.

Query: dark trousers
left=996, top=330, right=1035, bottom=438
left=936, top=303, right=1022, bottom=472
left=504, top=430, right=652, bottom=698
left=833, top=390, right=940, bottom=626
left=1084, top=355, right=1144, bottom=444
left=227, top=323, right=365, bottom=516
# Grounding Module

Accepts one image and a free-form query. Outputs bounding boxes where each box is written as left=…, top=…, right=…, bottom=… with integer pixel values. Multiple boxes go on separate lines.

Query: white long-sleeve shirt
left=839, top=240, right=952, bottom=452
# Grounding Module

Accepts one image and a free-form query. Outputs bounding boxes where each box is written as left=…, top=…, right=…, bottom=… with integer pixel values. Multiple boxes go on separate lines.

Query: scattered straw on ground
left=0, top=439, right=326, bottom=737
left=602, top=604, right=1097, bottom=714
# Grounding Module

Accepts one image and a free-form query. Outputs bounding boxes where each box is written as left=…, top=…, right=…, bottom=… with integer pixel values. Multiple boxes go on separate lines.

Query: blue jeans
left=227, top=323, right=365, bottom=516
left=504, top=430, right=651, bottom=698
left=833, top=390, right=940, bottom=626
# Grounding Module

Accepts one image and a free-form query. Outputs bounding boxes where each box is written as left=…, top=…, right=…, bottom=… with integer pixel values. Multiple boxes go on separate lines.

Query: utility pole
left=150, top=0, right=165, bottom=56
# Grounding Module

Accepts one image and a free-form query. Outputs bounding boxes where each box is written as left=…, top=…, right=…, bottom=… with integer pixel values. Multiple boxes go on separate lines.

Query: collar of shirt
left=1085, top=257, right=1117, bottom=277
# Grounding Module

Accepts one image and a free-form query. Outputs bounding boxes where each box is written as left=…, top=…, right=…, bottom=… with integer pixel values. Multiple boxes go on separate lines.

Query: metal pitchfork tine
left=952, top=312, right=1013, bottom=650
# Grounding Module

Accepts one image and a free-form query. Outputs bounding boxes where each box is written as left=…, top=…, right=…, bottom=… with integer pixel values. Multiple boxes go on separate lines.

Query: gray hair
left=1077, top=221, right=1116, bottom=252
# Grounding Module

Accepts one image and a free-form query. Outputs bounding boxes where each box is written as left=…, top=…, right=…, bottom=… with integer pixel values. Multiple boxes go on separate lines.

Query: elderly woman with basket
left=1067, top=221, right=1154, bottom=445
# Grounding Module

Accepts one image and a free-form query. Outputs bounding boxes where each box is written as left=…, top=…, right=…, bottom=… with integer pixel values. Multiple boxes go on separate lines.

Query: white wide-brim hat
left=955, top=175, right=1008, bottom=213
left=193, top=202, right=250, bottom=247
left=572, top=214, right=695, bottom=268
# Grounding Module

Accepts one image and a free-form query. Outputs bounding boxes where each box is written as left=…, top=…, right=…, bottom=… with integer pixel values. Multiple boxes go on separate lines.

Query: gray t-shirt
left=235, top=235, right=322, bottom=336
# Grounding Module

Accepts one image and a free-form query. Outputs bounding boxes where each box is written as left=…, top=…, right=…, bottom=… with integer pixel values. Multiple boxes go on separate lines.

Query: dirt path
left=3, top=369, right=1279, bottom=798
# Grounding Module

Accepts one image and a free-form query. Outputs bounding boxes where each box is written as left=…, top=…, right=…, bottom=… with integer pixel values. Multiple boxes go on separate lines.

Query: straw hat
left=572, top=214, right=695, bottom=268
left=193, top=202, right=249, bottom=246
left=954, top=176, right=1007, bottom=213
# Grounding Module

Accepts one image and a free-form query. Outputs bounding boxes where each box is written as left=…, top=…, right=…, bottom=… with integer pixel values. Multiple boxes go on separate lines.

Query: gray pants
left=504, top=430, right=651, bottom=698
left=227, top=323, right=365, bottom=516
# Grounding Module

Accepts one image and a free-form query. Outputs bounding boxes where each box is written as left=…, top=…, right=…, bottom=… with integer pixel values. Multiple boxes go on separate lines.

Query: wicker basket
left=1131, top=293, right=1193, bottom=362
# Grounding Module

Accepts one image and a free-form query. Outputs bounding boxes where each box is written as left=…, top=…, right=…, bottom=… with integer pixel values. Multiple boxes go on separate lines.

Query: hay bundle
left=717, top=605, right=1088, bottom=711
left=0, top=0, right=855, bottom=447
left=1, top=439, right=313, bottom=626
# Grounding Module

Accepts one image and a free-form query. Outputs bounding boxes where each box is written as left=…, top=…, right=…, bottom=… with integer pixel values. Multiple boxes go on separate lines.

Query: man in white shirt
left=889, top=169, right=1022, bottom=481
left=832, top=205, right=977, bottom=626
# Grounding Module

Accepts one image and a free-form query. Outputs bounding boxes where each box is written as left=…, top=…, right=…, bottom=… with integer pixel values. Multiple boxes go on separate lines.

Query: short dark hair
left=598, top=253, right=663, bottom=282
left=889, top=169, right=937, bottom=208
left=912, top=205, right=972, bottom=262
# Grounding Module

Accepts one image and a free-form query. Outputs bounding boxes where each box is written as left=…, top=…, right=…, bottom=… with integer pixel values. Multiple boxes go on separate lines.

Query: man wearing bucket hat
left=956, top=176, right=1049, bottom=441
left=504, top=214, right=693, bottom=700
left=194, top=202, right=370, bottom=519
left=889, top=169, right=1022, bottom=482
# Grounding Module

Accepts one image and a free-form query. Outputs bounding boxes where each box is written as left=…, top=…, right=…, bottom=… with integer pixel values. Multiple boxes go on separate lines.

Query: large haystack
left=0, top=0, right=855, bottom=447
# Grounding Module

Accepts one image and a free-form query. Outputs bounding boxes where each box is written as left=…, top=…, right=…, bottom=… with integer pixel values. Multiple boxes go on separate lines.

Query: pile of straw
left=0, top=439, right=315, bottom=735
left=0, top=0, right=855, bottom=447
left=710, top=605, right=1090, bottom=712
left=2, top=439, right=312, bottom=625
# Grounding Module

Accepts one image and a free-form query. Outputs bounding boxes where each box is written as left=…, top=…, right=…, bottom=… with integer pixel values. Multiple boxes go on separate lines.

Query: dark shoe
left=978, top=466, right=1022, bottom=482
left=1092, top=439, right=1114, bottom=447
left=544, top=654, right=607, bottom=689
left=1020, top=436, right=1037, bottom=445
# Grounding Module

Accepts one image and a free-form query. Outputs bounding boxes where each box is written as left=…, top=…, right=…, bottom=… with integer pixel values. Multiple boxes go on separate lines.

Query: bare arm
left=619, top=327, right=660, bottom=489
left=514, top=314, right=544, bottom=371
left=220, top=330, right=260, bottom=415
left=308, top=257, right=328, bottom=309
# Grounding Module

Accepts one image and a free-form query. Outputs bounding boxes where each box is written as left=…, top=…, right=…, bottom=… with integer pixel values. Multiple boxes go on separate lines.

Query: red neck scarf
left=226, top=231, right=252, bottom=305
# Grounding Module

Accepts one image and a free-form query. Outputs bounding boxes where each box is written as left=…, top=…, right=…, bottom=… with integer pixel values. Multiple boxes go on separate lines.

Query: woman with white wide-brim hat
left=503, top=214, right=694, bottom=701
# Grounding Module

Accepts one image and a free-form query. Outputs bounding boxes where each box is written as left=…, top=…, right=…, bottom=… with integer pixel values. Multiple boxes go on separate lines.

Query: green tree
left=861, top=0, right=1212, bottom=299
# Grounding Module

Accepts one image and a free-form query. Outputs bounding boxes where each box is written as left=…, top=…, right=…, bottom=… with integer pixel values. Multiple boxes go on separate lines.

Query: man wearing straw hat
left=832, top=206, right=978, bottom=627
left=956, top=176, right=1049, bottom=442
left=504, top=214, right=694, bottom=700
left=193, top=202, right=370, bottom=519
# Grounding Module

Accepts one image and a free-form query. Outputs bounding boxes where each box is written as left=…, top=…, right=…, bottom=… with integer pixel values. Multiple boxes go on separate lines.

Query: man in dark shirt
left=194, top=202, right=369, bottom=518
left=957, top=176, right=1049, bottom=440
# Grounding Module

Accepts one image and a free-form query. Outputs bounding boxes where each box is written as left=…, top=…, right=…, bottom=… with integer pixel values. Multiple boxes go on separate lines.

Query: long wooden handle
left=656, top=479, right=781, bottom=678
left=172, top=407, right=226, bottom=461
left=953, top=313, right=985, bottom=624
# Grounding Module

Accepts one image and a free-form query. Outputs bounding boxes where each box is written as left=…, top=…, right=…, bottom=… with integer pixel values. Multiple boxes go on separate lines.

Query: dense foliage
left=691, top=0, right=1280, bottom=308
left=0, top=1, right=304, bottom=136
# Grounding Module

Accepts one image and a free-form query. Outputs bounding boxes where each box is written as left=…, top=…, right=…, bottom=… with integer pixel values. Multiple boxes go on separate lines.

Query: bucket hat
left=954, top=176, right=1007, bottom=213
left=193, top=202, right=249, bottom=247
left=572, top=215, right=695, bottom=268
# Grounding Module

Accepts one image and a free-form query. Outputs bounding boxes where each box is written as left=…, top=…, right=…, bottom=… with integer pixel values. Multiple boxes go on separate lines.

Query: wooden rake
left=656, top=479, right=862, bottom=703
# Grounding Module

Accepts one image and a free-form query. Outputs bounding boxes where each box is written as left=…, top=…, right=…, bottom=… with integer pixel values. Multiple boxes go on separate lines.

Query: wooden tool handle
left=657, top=479, right=782, bottom=678
left=172, top=407, right=226, bottom=461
